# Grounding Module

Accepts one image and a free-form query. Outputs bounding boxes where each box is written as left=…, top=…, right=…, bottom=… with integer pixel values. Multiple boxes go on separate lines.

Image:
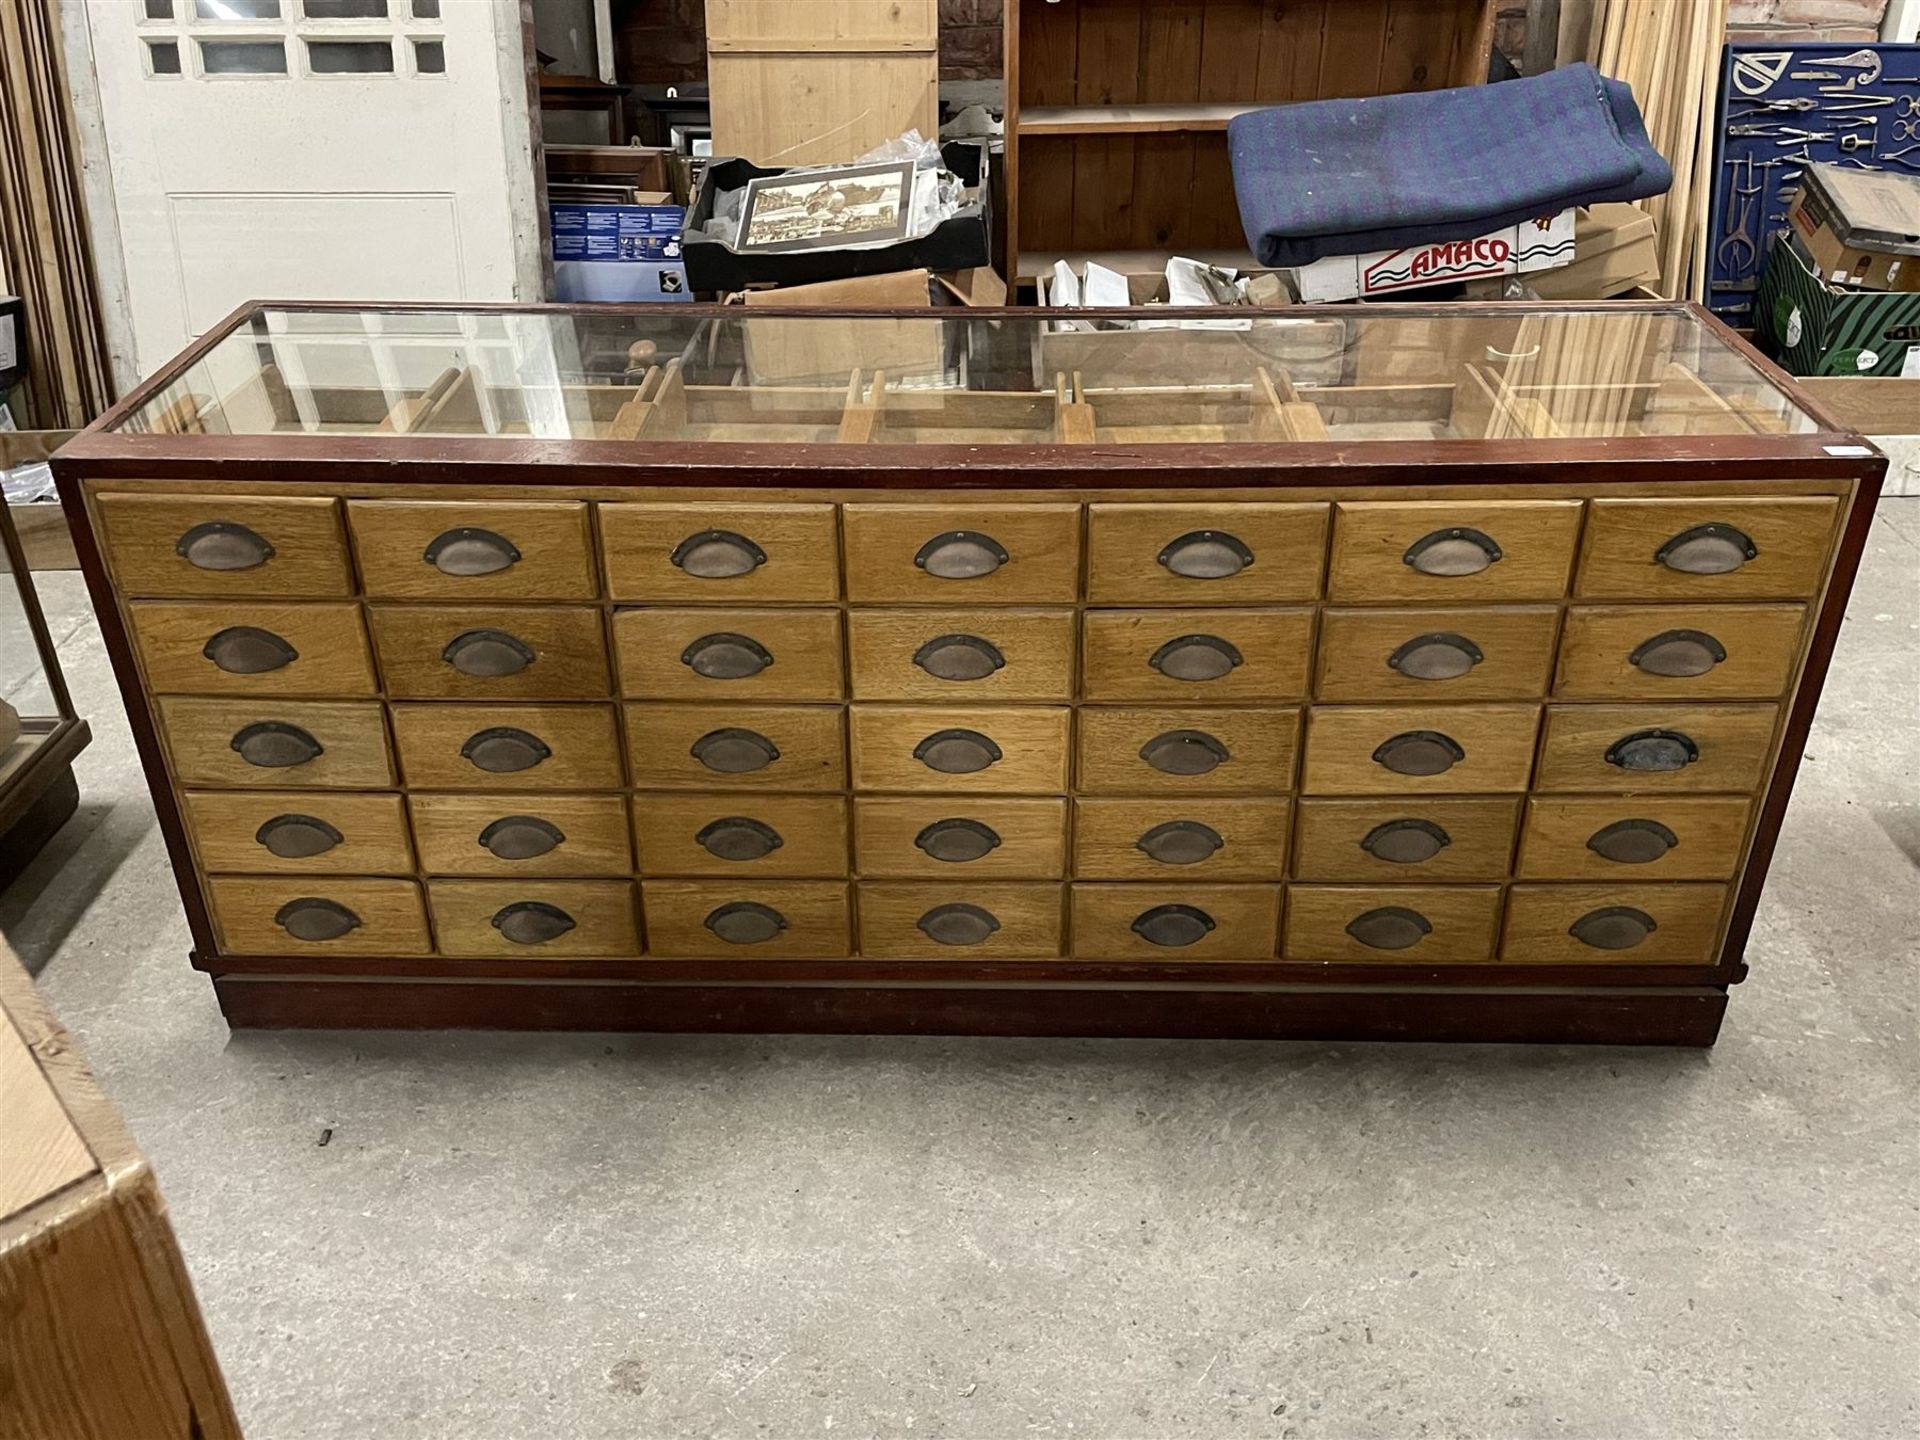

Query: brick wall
left=612, top=0, right=1009, bottom=84
left=1727, top=0, right=1889, bottom=43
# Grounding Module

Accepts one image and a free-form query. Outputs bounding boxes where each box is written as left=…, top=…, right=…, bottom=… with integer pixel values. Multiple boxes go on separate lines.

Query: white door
left=80, top=0, right=541, bottom=378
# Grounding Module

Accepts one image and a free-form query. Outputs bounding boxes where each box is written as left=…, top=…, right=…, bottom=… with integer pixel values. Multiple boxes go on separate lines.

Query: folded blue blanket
left=1227, top=63, right=1672, bottom=268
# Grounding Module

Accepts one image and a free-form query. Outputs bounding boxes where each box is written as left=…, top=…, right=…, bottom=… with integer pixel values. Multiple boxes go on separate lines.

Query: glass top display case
left=112, top=303, right=1823, bottom=448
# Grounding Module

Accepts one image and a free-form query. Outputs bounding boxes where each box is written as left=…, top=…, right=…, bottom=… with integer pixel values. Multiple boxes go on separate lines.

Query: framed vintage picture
left=735, top=161, right=915, bottom=253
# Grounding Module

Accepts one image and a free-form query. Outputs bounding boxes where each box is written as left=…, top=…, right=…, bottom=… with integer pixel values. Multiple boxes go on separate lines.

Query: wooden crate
left=0, top=941, right=241, bottom=1440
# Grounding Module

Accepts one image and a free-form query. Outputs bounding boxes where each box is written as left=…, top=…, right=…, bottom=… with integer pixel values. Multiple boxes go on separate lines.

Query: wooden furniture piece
left=52, top=300, right=1882, bottom=1046
left=0, top=482, right=90, bottom=890
left=706, top=0, right=938, bottom=166
left=0, top=940, right=241, bottom=1440
left=1005, top=0, right=1499, bottom=282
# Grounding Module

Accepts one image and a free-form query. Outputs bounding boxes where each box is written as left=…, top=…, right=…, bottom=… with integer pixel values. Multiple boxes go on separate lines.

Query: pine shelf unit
left=1005, top=0, right=1498, bottom=285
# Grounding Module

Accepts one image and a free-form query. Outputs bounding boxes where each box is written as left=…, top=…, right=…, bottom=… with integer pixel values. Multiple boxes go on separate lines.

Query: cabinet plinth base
left=211, top=975, right=1727, bottom=1047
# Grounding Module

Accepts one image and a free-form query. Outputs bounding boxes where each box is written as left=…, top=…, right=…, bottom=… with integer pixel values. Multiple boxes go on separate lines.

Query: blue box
left=549, top=202, right=690, bottom=301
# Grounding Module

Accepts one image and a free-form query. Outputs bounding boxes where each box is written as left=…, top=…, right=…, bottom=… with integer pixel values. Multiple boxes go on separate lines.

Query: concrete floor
left=4, top=505, right=1917, bottom=1440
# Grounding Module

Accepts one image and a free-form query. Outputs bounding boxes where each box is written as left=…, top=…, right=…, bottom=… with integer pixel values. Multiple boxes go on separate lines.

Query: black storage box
left=683, top=140, right=992, bottom=294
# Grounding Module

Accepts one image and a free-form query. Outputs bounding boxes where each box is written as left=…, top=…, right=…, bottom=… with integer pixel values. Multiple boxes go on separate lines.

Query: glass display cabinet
left=0, top=499, right=90, bottom=889
left=51, top=301, right=1883, bottom=1046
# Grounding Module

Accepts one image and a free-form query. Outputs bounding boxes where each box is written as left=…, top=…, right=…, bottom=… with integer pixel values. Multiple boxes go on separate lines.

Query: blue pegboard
left=1706, top=40, right=1920, bottom=323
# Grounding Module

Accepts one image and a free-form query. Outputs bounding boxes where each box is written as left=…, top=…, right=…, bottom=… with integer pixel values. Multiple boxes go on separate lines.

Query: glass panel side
left=113, top=305, right=1822, bottom=443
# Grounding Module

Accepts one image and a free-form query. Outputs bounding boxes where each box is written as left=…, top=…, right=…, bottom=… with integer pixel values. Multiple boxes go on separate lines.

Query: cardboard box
left=1788, top=165, right=1920, bottom=294
left=739, top=270, right=961, bottom=384
left=1524, top=204, right=1660, bottom=300
left=1287, top=211, right=1576, bottom=303
left=550, top=199, right=691, bottom=302
left=683, top=140, right=991, bottom=294
left=1756, top=231, right=1920, bottom=377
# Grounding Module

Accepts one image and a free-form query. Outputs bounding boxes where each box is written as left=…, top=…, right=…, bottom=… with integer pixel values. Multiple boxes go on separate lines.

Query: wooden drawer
left=1073, top=798, right=1290, bottom=882
left=1075, top=706, right=1299, bottom=795
left=182, top=791, right=413, bottom=875
left=1554, top=604, right=1806, bottom=700
left=1085, top=503, right=1328, bottom=603
left=1283, top=885, right=1502, bottom=963
left=368, top=605, right=611, bottom=700
left=848, top=608, right=1075, bottom=702
left=408, top=794, right=633, bottom=877
left=1501, top=883, right=1729, bottom=964
left=1300, top=705, right=1540, bottom=794
left=612, top=607, right=843, bottom=701
left=1291, top=797, right=1520, bottom=883
left=1314, top=606, right=1558, bottom=702
left=158, top=698, right=393, bottom=789
left=600, top=502, right=839, bottom=602
left=1081, top=609, right=1313, bottom=703
left=94, top=493, right=351, bottom=598
left=842, top=503, right=1080, bottom=603
left=1534, top=703, right=1778, bottom=793
left=634, top=794, right=849, bottom=877
left=1576, top=496, right=1839, bottom=600
left=206, top=877, right=429, bottom=956
left=426, top=879, right=639, bottom=958
left=1327, top=500, right=1582, bottom=602
left=346, top=500, right=597, bottom=599
left=623, top=703, right=845, bottom=791
left=129, top=600, right=376, bottom=697
left=849, top=705, right=1070, bottom=793
left=857, top=882, right=1064, bottom=958
left=1516, top=796, right=1752, bottom=882
left=1069, top=884, right=1280, bottom=962
left=854, top=797, right=1067, bottom=878
left=641, top=880, right=850, bottom=958
left=389, top=703, right=623, bottom=790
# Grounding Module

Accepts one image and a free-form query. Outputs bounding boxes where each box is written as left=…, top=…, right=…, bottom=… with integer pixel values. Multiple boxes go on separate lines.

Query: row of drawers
left=126, top=599, right=1812, bottom=705
left=98, top=494, right=1839, bottom=606
left=184, top=791, right=1755, bottom=884
left=153, top=699, right=1783, bottom=796
left=206, top=876, right=1730, bottom=966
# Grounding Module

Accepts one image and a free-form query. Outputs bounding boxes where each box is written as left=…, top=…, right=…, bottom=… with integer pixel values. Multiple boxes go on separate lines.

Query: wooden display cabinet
left=51, top=300, right=1883, bottom=1045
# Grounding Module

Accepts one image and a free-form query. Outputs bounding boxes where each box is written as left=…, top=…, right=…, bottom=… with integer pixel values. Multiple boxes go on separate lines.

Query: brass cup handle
left=914, top=530, right=1009, bottom=580
left=1135, top=820, right=1225, bottom=866
left=1404, top=526, right=1502, bottom=577
left=491, top=900, right=577, bottom=946
left=682, top=632, right=774, bottom=680
left=1158, top=529, right=1254, bottom=580
left=1359, top=818, right=1452, bottom=865
left=671, top=528, right=767, bottom=579
left=696, top=816, right=785, bottom=862
left=913, top=728, right=1002, bottom=775
left=1656, top=522, right=1757, bottom=575
left=1630, top=629, right=1727, bottom=678
left=424, top=527, right=521, bottom=577
left=1585, top=818, right=1679, bottom=865
left=913, top=633, right=1006, bottom=682
left=1138, top=729, right=1230, bottom=776
left=255, top=813, right=343, bottom=859
left=273, top=897, right=360, bottom=943
left=460, top=726, right=552, bottom=774
left=1606, top=728, right=1699, bottom=773
left=443, top=629, right=535, bottom=678
left=914, top=818, right=1002, bottom=863
left=916, top=903, right=1001, bottom=947
left=1130, top=903, right=1216, bottom=949
left=478, top=816, right=566, bottom=861
left=204, top=625, right=298, bottom=675
left=1344, top=905, right=1433, bottom=951
left=177, top=520, right=274, bottom=572
left=1388, top=631, right=1483, bottom=681
left=231, top=721, right=324, bottom=769
left=690, top=727, right=781, bottom=774
left=1372, top=729, right=1465, bottom=777
left=1148, top=634, right=1243, bottom=683
left=704, top=901, right=788, bottom=946
left=1569, top=905, right=1658, bottom=951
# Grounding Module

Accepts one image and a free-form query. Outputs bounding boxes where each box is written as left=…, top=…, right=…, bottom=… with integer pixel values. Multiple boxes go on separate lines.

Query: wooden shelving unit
left=1005, top=0, right=1498, bottom=286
